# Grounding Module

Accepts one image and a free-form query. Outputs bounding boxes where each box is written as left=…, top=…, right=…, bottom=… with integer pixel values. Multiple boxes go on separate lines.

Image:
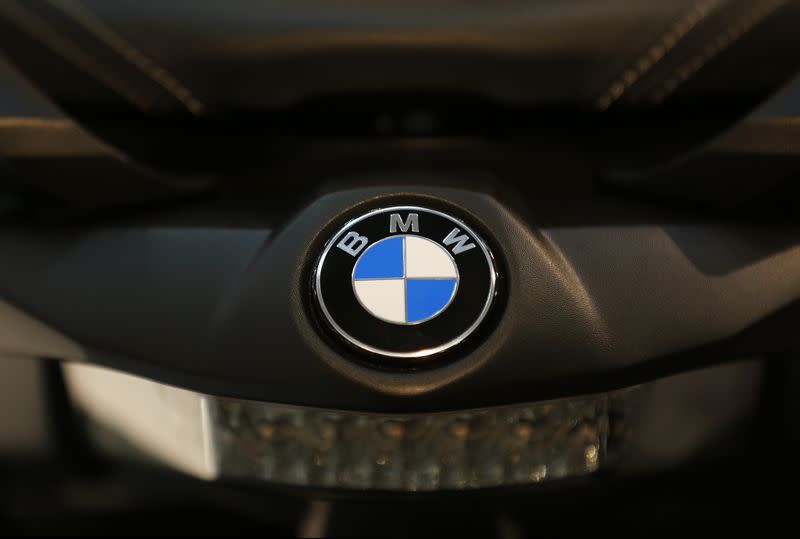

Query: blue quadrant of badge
left=353, top=236, right=404, bottom=279
left=406, top=279, right=457, bottom=323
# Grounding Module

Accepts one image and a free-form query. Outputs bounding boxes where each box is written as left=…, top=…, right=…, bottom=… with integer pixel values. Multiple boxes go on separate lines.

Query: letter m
left=389, top=213, right=419, bottom=233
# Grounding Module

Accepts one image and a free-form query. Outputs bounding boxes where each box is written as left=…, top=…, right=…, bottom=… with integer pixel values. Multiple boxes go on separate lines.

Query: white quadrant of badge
left=351, top=235, right=459, bottom=324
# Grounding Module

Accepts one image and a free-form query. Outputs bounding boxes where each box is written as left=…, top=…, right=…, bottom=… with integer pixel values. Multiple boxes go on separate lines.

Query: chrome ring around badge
left=313, top=205, right=498, bottom=359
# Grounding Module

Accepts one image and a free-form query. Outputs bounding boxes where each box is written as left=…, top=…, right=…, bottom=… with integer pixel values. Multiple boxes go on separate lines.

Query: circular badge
left=314, top=206, right=497, bottom=359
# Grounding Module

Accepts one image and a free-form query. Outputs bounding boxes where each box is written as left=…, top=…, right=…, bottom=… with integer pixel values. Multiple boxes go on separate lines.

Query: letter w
left=442, top=228, right=476, bottom=254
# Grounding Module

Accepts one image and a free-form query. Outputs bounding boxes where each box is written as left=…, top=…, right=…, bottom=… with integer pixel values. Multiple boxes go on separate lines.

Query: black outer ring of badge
left=313, top=206, right=498, bottom=360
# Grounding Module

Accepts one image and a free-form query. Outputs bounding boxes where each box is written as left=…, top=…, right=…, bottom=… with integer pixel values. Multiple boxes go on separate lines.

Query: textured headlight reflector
left=212, top=391, right=638, bottom=490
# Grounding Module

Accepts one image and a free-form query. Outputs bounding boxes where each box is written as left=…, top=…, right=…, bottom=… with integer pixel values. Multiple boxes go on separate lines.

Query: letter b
left=336, top=231, right=369, bottom=256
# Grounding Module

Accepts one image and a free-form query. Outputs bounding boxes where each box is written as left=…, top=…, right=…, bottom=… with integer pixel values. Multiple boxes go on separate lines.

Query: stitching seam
left=0, top=1, right=153, bottom=113
left=0, top=117, right=72, bottom=128
left=49, top=0, right=205, bottom=115
left=650, top=0, right=786, bottom=103
left=596, top=0, right=722, bottom=110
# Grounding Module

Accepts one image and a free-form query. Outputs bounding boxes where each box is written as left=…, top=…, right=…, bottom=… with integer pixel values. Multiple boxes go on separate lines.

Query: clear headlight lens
left=63, top=364, right=644, bottom=490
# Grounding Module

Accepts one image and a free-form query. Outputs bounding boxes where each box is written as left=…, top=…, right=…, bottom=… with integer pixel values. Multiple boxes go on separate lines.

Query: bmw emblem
left=313, top=205, right=498, bottom=359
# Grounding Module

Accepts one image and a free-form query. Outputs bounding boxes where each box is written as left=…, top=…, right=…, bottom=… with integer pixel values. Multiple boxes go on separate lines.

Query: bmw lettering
left=314, top=206, right=498, bottom=359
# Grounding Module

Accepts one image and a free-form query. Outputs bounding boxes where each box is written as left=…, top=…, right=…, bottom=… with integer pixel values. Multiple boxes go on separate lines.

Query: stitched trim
left=0, top=117, right=72, bottom=128
left=0, top=1, right=154, bottom=112
left=596, top=0, right=722, bottom=111
left=651, top=0, right=786, bottom=103
left=48, top=0, right=205, bottom=115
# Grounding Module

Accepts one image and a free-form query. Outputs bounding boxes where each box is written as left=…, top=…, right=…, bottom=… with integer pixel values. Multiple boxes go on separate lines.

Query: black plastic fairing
left=0, top=186, right=798, bottom=412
